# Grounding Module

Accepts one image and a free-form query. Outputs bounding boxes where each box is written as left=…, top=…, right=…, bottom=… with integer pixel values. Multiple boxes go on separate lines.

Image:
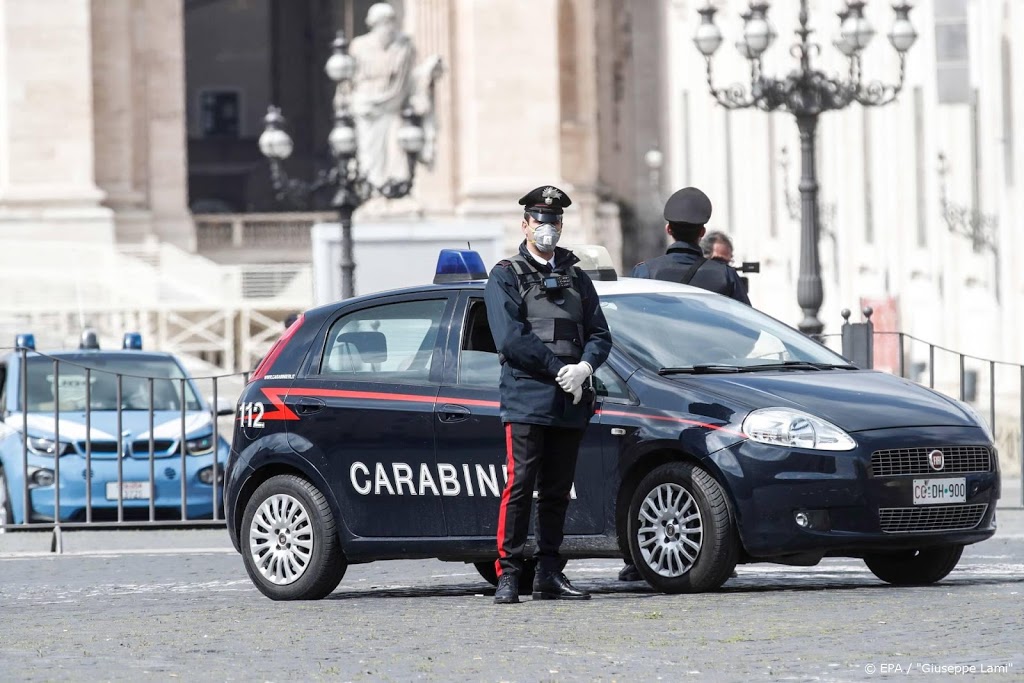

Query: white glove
left=557, top=362, right=593, bottom=393
left=569, top=384, right=583, bottom=405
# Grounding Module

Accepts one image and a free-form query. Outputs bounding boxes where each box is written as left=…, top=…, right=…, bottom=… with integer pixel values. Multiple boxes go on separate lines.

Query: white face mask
left=531, top=223, right=561, bottom=253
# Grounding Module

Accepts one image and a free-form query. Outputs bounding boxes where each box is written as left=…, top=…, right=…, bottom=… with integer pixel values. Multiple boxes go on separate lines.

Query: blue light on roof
left=123, top=332, right=143, bottom=350
left=433, top=249, right=488, bottom=284
left=15, top=333, right=35, bottom=351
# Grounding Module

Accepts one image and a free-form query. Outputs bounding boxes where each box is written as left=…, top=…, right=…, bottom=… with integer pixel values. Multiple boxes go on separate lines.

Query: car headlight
left=197, top=465, right=224, bottom=485
left=185, top=435, right=215, bottom=456
left=26, top=436, right=74, bottom=456
left=742, top=408, right=856, bottom=451
left=955, top=400, right=994, bottom=441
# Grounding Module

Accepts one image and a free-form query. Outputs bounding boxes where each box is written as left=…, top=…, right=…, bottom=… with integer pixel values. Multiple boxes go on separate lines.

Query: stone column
left=405, top=0, right=458, bottom=214
left=453, top=0, right=562, bottom=220
left=0, top=0, right=113, bottom=242
left=138, top=0, right=194, bottom=250
left=92, top=0, right=151, bottom=242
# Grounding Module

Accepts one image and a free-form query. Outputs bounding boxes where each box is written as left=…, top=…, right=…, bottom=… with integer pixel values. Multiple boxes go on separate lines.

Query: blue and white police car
left=0, top=332, right=231, bottom=526
left=225, top=248, right=1000, bottom=600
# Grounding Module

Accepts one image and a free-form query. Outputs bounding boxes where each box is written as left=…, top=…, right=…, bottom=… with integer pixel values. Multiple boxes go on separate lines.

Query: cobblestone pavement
left=0, top=512, right=1022, bottom=682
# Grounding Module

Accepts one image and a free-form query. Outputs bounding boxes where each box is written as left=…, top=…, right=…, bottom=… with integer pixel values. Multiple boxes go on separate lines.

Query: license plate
left=912, top=478, right=966, bottom=505
left=105, top=481, right=152, bottom=501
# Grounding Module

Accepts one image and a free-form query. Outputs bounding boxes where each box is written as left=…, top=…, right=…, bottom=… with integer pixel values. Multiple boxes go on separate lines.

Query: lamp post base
left=797, top=314, right=824, bottom=337
left=338, top=204, right=356, bottom=299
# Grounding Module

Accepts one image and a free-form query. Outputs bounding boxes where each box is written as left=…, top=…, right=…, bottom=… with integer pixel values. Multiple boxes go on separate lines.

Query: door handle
left=437, top=404, right=471, bottom=423
left=293, top=397, right=325, bottom=415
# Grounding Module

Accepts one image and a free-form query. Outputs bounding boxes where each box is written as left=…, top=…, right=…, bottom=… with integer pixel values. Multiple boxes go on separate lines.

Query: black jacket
left=631, top=241, right=751, bottom=305
left=484, top=242, right=612, bottom=428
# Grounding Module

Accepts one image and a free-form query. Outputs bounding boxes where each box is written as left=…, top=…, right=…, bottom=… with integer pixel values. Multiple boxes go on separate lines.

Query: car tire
left=240, top=474, right=346, bottom=600
left=627, top=461, right=738, bottom=594
left=863, top=545, right=964, bottom=586
left=0, top=468, right=13, bottom=533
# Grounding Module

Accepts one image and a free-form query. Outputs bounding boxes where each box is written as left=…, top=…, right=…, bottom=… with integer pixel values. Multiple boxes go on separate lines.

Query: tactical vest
left=508, top=254, right=585, bottom=362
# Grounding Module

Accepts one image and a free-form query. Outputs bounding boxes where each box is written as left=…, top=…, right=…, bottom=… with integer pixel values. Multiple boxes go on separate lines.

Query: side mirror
left=211, top=396, right=236, bottom=417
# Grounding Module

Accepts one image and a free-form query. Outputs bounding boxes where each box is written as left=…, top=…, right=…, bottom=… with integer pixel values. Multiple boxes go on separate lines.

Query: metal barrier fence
left=0, top=346, right=248, bottom=541
left=820, top=312, right=1024, bottom=509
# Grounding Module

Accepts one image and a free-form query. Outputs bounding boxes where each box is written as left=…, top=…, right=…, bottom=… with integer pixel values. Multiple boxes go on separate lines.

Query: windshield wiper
left=659, top=364, right=742, bottom=375
left=739, top=361, right=859, bottom=372
left=659, top=361, right=859, bottom=375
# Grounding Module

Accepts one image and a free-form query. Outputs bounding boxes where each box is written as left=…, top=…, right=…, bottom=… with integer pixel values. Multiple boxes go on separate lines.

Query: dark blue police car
left=225, top=249, right=1000, bottom=600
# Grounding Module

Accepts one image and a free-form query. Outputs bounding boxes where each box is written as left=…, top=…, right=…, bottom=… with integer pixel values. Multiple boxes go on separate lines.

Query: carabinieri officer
left=484, top=185, right=612, bottom=605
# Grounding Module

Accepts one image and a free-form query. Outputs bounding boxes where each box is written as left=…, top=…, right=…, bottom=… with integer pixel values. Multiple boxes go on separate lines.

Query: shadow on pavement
left=325, top=572, right=1024, bottom=600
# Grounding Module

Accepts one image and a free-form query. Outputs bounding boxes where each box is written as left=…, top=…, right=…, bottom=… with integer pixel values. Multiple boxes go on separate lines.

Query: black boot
left=494, top=573, right=520, bottom=604
left=532, top=570, right=591, bottom=600
left=618, top=563, right=641, bottom=582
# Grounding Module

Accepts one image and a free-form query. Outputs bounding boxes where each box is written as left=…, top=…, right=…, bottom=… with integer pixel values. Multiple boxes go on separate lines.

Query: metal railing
left=825, top=313, right=1023, bottom=509
left=0, top=347, right=249, bottom=542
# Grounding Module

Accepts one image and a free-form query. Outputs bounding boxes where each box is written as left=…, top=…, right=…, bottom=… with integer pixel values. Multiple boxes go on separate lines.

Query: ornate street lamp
left=695, top=0, right=917, bottom=334
left=259, top=31, right=426, bottom=299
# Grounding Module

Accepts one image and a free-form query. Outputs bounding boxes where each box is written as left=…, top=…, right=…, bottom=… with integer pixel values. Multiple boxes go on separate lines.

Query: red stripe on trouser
left=494, top=423, right=515, bottom=578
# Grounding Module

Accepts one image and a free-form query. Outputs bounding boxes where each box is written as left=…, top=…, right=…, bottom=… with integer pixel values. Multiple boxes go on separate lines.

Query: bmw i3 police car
left=225, top=248, right=1000, bottom=600
left=0, top=332, right=230, bottom=527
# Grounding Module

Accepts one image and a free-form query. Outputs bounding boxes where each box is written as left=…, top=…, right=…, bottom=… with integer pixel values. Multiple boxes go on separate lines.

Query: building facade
left=662, top=0, right=1022, bottom=366
left=0, top=0, right=1019, bottom=370
left=0, top=0, right=674, bottom=367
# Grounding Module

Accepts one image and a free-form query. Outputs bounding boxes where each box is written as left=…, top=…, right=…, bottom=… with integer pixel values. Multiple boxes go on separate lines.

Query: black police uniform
left=631, top=187, right=751, bottom=306
left=484, top=185, right=612, bottom=603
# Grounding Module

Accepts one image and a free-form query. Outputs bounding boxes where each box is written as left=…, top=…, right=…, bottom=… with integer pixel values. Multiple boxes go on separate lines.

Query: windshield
left=600, top=292, right=849, bottom=373
left=22, top=355, right=202, bottom=412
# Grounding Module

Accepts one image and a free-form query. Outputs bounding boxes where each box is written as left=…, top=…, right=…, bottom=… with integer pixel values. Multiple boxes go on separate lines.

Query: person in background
left=631, top=187, right=750, bottom=306
left=700, top=230, right=735, bottom=264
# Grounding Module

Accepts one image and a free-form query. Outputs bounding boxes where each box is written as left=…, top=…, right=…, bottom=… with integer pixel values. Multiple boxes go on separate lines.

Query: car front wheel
left=864, top=545, right=964, bottom=586
left=241, top=474, right=347, bottom=600
left=627, top=461, right=738, bottom=593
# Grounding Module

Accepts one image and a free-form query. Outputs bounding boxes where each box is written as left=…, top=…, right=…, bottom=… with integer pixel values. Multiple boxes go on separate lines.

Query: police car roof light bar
left=433, top=249, right=488, bottom=284
left=565, top=244, right=618, bottom=281
left=123, top=332, right=143, bottom=350
left=15, top=333, right=35, bottom=351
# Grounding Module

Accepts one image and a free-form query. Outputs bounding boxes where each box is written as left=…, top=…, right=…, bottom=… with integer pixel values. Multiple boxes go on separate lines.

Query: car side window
left=320, top=299, right=447, bottom=382
left=593, top=365, right=630, bottom=400
left=458, top=300, right=500, bottom=387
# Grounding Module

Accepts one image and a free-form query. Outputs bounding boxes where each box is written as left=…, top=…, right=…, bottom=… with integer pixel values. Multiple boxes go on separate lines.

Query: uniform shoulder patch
left=495, top=259, right=513, bottom=268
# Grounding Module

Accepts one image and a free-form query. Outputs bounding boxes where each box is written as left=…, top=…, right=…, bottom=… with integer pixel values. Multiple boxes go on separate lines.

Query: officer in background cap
left=631, top=187, right=750, bottom=305
left=483, top=185, right=612, bottom=604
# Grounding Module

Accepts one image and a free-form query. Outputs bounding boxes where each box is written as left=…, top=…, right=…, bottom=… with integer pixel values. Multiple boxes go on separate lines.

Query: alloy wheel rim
left=636, top=482, right=703, bottom=577
left=249, top=493, right=314, bottom=585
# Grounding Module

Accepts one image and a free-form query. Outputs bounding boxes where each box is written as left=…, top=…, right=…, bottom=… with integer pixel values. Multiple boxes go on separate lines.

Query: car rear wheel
left=241, top=474, right=346, bottom=600
left=864, top=545, right=964, bottom=586
left=627, top=462, right=738, bottom=594
left=0, top=469, right=13, bottom=533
